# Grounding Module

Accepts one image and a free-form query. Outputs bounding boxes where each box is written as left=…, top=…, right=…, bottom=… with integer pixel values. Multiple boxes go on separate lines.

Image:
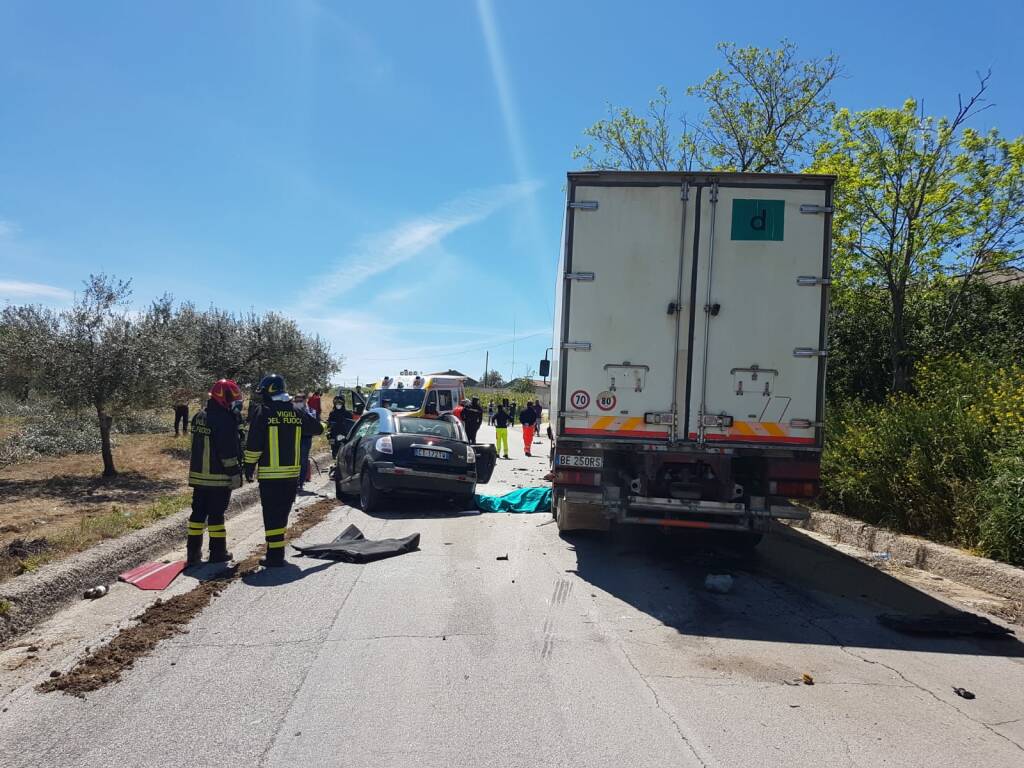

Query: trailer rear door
left=686, top=183, right=831, bottom=448
left=561, top=184, right=693, bottom=441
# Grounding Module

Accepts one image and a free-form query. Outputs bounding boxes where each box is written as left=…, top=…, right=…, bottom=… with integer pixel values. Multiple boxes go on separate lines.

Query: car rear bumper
left=373, top=463, right=476, bottom=496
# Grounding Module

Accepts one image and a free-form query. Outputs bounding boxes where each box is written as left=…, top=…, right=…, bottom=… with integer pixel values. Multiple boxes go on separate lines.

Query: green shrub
left=823, top=355, right=1024, bottom=560
left=0, top=416, right=103, bottom=466
left=977, top=442, right=1024, bottom=566
left=113, top=410, right=169, bottom=434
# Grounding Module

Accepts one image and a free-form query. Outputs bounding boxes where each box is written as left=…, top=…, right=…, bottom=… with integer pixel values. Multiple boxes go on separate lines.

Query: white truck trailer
left=545, top=171, right=834, bottom=547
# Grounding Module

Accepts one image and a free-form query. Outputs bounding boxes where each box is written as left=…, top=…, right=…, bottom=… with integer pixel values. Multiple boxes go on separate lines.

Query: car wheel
left=360, top=470, right=382, bottom=513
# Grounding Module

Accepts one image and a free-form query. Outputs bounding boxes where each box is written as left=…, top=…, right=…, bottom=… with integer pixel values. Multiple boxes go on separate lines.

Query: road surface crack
left=256, top=568, right=363, bottom=768
left=619, top=647, right=709, bottom=767
left=752, top=573, right=1024, bottom=753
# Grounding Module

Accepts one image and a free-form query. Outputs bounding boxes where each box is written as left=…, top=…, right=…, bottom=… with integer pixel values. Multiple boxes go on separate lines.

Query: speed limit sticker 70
left=570, top=389, right=590, bottom=409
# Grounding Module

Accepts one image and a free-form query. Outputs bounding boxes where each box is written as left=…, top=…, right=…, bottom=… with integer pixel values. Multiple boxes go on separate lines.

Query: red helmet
left=209, top=379, right=242, bottom=410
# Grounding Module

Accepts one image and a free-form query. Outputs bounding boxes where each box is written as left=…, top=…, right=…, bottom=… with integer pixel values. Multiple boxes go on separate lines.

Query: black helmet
left=257, top=373, right=286, bottom=401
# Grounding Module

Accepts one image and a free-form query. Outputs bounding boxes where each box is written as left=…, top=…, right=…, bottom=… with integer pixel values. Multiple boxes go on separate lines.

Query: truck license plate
left=556, top=454, right=603, bottom=469
left=414, top=448, right=449, bottom=460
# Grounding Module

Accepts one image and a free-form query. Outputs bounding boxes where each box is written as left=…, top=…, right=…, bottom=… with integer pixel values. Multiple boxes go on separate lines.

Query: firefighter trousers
left=259, top=480, right=298, bottom=564
left=188, top=487, right=231, bottom=557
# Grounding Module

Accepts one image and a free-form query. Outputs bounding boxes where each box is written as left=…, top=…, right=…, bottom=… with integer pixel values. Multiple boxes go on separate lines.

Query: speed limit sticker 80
left=570, top=389, right=590, bottom=409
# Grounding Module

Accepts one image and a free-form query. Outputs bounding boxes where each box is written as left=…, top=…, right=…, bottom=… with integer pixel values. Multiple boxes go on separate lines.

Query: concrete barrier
left=791, top=510, right=1024, bottom=602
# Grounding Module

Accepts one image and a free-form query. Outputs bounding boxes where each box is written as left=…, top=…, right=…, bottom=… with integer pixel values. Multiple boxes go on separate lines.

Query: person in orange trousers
left=519, top=401, right=538, bottom=457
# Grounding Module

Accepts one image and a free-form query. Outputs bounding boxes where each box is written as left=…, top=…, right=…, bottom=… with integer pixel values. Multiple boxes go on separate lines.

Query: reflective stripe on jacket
left=244, top=400, right=317, bottom=481
left=188, top=402, right=242, bottom=488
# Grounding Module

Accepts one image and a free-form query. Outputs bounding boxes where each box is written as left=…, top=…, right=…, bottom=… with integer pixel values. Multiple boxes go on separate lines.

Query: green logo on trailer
left=730, top=199, right=785, bottom=241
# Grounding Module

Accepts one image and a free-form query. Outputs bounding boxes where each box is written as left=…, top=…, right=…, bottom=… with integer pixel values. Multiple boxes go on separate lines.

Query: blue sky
left=2, top=0, right=1022, bottom=385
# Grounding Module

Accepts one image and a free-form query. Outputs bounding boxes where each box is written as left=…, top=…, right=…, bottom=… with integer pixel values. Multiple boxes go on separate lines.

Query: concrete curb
left=790, top=510, right=1024, bottom=602
left=0, top=452, right=332, bottom=644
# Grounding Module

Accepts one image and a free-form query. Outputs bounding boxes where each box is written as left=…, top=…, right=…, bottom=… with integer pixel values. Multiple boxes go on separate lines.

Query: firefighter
left=186, top=379, right=244, bottom=567
left=244, top=373, right=319, bottom=567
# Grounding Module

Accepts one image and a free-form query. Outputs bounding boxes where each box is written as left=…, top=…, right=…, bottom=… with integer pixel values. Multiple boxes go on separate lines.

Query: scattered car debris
left=704, top=574, right=734, bottom=594
left=496, top=554, right=509, bottom=561
left=878, top=611, right=1014, bottom=638
left=292, top=524, right=420, bottom=564
left=83, top=585, right=108, bottom=600
left=118, top=561, right=187, bottom=591
left=802, top=673, right=815, bottom=685
left=953, top=687, right=976, bottom=700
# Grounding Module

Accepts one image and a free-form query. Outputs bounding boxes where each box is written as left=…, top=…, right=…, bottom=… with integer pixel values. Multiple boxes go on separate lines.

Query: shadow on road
left=569, top=523, right=1024, bottom=657
left=358, top=496, right=482, bottom=520
left=240, top=559, right=337, bottom=587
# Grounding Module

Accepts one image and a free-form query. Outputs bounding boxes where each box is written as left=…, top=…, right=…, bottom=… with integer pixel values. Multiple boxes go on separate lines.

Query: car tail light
left=554, top=469, right=600, bottom=486
left=375, top=436, right=393, bottom=454
left=466, top=447, right=476, bottom=463
left=769, top=480, right=818, bottom=498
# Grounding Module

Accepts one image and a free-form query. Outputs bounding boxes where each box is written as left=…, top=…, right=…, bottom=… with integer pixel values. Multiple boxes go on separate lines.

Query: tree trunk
left=889, top=291, right=911, bottom=393
left=97, top=407, right=117, bottom=477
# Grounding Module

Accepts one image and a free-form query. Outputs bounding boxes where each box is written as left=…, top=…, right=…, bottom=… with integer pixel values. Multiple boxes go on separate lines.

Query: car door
left=342, top=414, right=378, bottom=487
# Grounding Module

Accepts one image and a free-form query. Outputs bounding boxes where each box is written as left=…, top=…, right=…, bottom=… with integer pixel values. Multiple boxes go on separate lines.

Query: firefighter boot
left=185, top=535, right=203, bottom=568
left=258, top=548, right=286, bottom=568
left=207, top=532, right=233, bottom=563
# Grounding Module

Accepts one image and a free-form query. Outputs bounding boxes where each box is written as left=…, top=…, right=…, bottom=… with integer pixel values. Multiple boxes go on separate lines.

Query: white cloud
left=0, top=219, right=18, bottom=238
left=0, top=279, right=72, bottom=301
left=317, top=180, right=540, bottom=303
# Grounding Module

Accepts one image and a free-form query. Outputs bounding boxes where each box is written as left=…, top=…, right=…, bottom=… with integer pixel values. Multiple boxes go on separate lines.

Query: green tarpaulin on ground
left=475, top=487, right=552, bottom=514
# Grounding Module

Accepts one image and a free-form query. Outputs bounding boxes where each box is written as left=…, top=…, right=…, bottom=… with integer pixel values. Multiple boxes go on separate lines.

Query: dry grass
left=0, top=431, right=193, bottom=583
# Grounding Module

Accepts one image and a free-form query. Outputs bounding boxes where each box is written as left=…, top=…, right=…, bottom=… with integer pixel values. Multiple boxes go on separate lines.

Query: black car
left=334, top=408, right=496, bottom=512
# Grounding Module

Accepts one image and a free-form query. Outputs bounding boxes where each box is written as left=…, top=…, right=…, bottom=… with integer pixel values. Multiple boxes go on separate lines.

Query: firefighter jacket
left=244, top=400, right=319, bottom=481
left=188, top=401, right=243, bottom=488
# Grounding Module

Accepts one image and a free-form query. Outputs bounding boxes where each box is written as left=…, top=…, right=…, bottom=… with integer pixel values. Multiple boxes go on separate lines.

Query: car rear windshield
left=397, top=418, right=460, bottom=438
left=370, top=388, right=425, bottom=412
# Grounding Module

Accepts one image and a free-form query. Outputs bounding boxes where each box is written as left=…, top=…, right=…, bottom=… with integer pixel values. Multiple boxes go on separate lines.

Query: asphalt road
left=1, top=424, right=1022, bottom=767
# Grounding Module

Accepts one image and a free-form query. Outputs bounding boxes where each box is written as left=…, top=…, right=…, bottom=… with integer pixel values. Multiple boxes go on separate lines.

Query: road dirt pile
left=37, top=497, right=338, bottom=697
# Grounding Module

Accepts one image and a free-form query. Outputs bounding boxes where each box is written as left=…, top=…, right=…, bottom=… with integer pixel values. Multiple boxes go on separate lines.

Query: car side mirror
left=539, top=358, right=550, bottom=378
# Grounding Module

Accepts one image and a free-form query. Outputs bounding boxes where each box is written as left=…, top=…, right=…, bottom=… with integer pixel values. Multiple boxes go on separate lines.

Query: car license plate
left=556, top=454, right=603, bottom=468
left=414, top=448, right=448, bottom=460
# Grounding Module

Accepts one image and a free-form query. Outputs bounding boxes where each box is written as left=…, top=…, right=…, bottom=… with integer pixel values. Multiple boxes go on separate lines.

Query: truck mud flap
left=472, top=444, right=498, bottom=484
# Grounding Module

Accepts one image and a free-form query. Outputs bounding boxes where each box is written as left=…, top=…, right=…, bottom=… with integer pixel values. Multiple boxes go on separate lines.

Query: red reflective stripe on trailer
left=686, top=432, right=816, bottom=445
left=564, top=428, right=670, bottom=438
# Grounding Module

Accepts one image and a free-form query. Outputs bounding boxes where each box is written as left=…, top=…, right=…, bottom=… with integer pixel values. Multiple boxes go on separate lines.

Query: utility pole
left=483, top=351, right=489, bottom=388
left=510, top=316, right=516, bottom=383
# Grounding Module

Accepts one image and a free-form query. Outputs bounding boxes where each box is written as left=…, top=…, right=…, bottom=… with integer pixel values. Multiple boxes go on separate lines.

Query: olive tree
left=45, top=275, right=174, bottom=476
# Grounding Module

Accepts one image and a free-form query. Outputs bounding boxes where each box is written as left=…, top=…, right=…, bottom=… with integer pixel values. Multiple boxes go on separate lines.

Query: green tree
left=0, top=304, right=55, bottom=400
left=812, top=76, right=1024, bottom=391
left=480, top=370, right=505, bottom=388
left=44, top=275, right=173, bottom=476
left=574, top=41, right=840, bottom=173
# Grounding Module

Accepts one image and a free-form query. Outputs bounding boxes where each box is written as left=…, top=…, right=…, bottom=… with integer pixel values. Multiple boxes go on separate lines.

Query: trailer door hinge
left=793, top=347, right=828, bottom=358
left=680, top=181, right=690, bottom=201
left=796, top=275, right=831, bottom=286
left=562, top=341, right=592, bottom=351
left=569, top=201, right=599, bottom=210
left=799, top=204, right=833, bottom=214
left=565, top=271, right=595, bottom=281
left=709, top=182, right=719, bottom=203
left=788, top=418, right=824, bottom=429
